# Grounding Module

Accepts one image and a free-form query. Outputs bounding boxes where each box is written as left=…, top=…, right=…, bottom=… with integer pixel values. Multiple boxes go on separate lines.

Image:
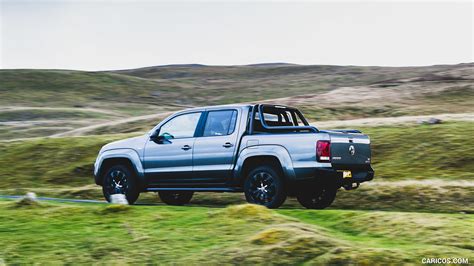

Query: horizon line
left=1, top=62, right=472, bottom=72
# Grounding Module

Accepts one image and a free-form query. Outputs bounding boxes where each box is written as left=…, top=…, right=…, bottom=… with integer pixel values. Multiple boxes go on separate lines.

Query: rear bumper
left=314, top=166, right=374, bottom=184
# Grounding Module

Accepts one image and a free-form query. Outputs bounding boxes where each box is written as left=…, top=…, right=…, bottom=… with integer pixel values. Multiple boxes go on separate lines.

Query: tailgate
left=329, top=132, right=371, bottom=170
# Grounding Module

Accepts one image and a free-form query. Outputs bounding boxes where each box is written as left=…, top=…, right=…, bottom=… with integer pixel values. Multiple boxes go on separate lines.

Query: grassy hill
left=0, top=201, right=471, bottom=264
left=2, top=63, right=472, bottom=109
left=1, top=63, right=472, bottom=139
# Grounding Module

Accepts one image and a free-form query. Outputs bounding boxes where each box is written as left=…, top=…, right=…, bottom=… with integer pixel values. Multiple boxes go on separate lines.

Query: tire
left=296, top=185, right=337, bottom=209
left=158, top=191, right=194, bottom=206
left=102, top=164, right=140, bottom=204
left=244, top=165, right=287, bottom=209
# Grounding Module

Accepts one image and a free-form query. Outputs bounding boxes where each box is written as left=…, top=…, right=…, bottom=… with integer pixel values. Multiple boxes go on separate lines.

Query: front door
left=144, top=112, right=202, bottom=185
left=192, top=110, right=240, bottom=183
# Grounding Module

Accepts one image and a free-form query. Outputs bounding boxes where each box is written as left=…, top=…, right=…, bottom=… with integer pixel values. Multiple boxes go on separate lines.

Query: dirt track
left=54, top=111, right=474, bottom=137
left=313, top=112, right=474, bottom=128
left=50, top=111, right=175, bottom=137
left=0, top=106, right=123, bottom=116
left=2, top=101, right=473, bottom=139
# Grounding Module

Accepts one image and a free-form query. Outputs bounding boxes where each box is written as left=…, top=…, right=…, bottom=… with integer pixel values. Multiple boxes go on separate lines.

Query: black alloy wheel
left=158, top=191, right=194, bottom=205
left=244, top=165, right=286, bottom=209
left=296, top=185, right=337, bottom=209
left=102, top=165, right=139, bottom=204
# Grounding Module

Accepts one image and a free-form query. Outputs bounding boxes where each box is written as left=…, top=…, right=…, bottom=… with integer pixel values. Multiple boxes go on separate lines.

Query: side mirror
left=150, top=133, right=166, bottom=144
left=150, top=131, right=173, bottom=144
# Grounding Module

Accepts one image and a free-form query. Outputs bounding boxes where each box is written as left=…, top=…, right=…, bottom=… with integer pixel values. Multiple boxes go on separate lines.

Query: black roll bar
left=249, top=104, right=318, bottom=134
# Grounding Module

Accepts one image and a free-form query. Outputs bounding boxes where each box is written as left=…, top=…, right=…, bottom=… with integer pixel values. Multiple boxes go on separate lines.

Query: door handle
left=223, top=142, right=234, bottom=148
left=181, top=145, right=191, bottom=151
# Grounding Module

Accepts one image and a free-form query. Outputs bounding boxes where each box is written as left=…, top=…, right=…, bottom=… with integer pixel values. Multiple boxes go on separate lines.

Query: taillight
left=317, top=140, right=331, bottom=162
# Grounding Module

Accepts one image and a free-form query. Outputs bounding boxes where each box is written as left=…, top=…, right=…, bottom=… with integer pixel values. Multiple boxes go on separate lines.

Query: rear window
left=203, top=110, right=238, bottom=137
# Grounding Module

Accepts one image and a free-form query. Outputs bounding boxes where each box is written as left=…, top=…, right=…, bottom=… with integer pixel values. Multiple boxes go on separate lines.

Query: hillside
left=0, top=63, right=473, bottom=140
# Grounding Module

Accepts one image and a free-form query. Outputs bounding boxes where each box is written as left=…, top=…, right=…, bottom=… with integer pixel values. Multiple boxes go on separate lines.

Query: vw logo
left=349, top=145, right=355, bottom=156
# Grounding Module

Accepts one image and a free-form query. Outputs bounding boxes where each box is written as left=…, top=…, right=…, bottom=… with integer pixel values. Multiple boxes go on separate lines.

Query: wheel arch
left=94, top=149, right=144, bottom=186
left=234, top=145, right=296, bottom=184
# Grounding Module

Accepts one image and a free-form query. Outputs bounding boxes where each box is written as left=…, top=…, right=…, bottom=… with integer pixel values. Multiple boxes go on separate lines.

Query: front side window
left=203, top=110, right=237, bottom=137
left=159, top=112, right=201, bottom=139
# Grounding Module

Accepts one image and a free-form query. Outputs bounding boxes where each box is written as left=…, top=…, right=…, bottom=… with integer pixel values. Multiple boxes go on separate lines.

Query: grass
left=363, top=122, right=474, bottom=180
left=0, top=70, right=183, bottom=109
left=0, top=109, right=111, bottom=122
left=0, top=134, right=127, bottom=188
left=0, top=200, right=471, bottom=264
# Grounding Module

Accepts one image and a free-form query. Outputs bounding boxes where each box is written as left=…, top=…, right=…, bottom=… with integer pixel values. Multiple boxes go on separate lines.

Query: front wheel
left=296, top=185, right=337, bottom=209
left=244, top=165, right=287, bottom=209
left=102, top=164, right=140, bottom=204
left=158, top=191, right=194, bottom=205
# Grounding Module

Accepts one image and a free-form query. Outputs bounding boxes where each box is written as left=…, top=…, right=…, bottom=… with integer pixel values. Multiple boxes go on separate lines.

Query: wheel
left=244, top=165, right=287, bottom=209
left=296, top=185, right=337, bottom=209
left=158, top=191, right=194, bottom=205
left=102, top=164, right=140, bottom=204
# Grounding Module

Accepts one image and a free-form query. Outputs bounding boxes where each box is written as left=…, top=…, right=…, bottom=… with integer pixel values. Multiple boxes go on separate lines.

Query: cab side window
left=203, top=110, right=237, bottom=137
left=159, top=112, right=202, bottom=139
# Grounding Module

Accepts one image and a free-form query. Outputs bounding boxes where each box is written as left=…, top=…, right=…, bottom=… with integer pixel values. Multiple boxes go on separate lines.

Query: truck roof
left=176, top=103, right=300, bottom=114
left=176, top=103, right=253, bottom=113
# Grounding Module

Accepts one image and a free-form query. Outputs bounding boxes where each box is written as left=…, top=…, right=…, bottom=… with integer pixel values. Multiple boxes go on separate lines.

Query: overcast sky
left=0, top=0, right=472, bottom=70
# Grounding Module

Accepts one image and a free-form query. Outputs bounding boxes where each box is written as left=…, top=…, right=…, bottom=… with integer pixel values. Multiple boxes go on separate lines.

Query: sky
left=0, top=0, right=473, bottom=71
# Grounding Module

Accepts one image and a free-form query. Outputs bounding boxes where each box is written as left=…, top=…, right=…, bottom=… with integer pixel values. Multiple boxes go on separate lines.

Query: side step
left=145, top=187, right=242, bottom=192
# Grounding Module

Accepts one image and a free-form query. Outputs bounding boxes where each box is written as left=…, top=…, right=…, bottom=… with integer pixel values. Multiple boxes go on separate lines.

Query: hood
left=99, top=134, right=148, bottom=154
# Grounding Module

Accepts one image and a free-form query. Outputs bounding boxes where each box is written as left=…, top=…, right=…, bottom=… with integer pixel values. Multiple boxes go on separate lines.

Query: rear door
left=192, top=109, right=240, bottom=183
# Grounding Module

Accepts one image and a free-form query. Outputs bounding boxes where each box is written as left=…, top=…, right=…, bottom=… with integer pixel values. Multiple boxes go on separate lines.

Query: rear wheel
left=296, top=185, right=337, bottom=209
left=102, top=164, right=140, bottom=204
left=158, top=191, right=194, bottom=205
left=244, top=165, right=286, bottom=209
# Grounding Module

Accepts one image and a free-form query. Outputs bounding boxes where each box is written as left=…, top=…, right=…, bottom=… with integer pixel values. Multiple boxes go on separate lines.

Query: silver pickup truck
left=94, top=104, right=373, bottom=209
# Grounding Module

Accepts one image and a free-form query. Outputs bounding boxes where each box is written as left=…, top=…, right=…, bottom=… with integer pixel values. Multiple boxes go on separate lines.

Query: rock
left=417, top=118, right=442, bottom=125
left=427, top=118, right=442, bottom=124
left=15, top=192, right=40, bottom=207
left=110, top=194, right=129, bottom=205
left=25, top=192, right=37, bottom=202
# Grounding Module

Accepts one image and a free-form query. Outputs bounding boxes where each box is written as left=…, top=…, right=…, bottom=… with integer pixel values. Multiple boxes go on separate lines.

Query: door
left=144, top=112, right=202, bottom=185
left=193, top=110, right=240, bottom=183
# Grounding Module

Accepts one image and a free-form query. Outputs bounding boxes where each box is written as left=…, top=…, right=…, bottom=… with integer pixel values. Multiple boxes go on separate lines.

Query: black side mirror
left=150, top=134, right=166, bottom=144
left=150, top=131, right=173, bottom=144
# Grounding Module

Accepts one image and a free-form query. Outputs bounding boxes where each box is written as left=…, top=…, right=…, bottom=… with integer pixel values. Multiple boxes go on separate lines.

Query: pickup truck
left=94, top=104, right=374, bottom=209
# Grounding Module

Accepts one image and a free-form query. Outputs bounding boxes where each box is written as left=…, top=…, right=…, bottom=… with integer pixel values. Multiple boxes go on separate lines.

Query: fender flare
left=233, top=145, right=296, bottom=181
left=94, top=148, right=145, bottom=185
